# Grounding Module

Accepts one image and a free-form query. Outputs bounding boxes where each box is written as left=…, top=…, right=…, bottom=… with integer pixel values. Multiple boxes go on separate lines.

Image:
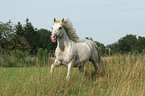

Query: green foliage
left=15, top=18, right=56, bottom=55
left=0, top=21, right=31, bottom=54
left=0, top=50, right=26, bottom=67
left=10, top=50, right=25, bottom=61
left=118, top=34, right=137, bottom=53
left=15, top=22, right=24, bottom=37
left=37, top=28, right=56, bottom=52
left=10, top=35, right=31, bottom=53
left=0, top=20, right=14, bottom=40
left=108, top=34, right=145, bottom=54
left=0, top=49, right=54, bottom=67
left=0, top=21, right=15, bottom=53
left=86, top=34, right=145, bottom=55
left=37, top=48, right=49, bottom=67
left=0, top=54, right=15, bottom=67
left=136, top=36, right=145, bottom=53
left=24, top=18, right=38, bottom=54
left=85, top=37, right=93, bottom=41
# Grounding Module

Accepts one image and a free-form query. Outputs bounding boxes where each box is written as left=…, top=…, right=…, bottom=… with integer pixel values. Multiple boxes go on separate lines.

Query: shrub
left=37, top=48, right=49, bottom=67
left=10, top=50, right=25, bottom=62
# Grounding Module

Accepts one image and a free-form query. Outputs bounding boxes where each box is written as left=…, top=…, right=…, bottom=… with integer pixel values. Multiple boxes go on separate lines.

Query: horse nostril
left=53, top=35, right=56, bottom=38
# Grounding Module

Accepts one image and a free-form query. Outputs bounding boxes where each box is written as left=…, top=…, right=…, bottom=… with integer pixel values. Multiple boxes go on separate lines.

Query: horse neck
left=57, top=32, right=71, bottom=51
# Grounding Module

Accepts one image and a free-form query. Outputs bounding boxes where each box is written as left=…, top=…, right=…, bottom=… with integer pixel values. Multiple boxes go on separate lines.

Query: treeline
left=0, top=18, right=56, bottom=55
left=107, top=34, right=145, bottom=54
left=86, top=34, right=145, bottom=55
left=0, top=19, right=145, bottom=56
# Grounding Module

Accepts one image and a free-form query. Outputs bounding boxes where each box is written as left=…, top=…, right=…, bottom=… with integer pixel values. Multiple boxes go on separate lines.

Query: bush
left=37, top=48, right=49, bottom=67
left=0, top=54, right=15, bottom=67
left=10, top=50, right=25, bottom=61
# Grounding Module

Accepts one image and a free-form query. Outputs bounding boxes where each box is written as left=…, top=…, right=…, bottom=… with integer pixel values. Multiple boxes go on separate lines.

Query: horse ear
left=54, top=18, right=56, bottom=22
left=61, top=18, right=64, bottom=22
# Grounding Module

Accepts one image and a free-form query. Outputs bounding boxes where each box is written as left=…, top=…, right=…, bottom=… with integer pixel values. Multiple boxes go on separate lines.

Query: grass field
left=0, top=54, right=145, bottom=96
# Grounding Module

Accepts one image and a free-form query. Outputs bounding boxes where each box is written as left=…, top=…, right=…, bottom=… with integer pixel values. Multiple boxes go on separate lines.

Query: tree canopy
left=107, top=34, right=145, bottom=54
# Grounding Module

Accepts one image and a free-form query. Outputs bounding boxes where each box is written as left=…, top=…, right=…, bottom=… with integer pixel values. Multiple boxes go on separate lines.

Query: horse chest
left=56, top=49, right=73, bottom=63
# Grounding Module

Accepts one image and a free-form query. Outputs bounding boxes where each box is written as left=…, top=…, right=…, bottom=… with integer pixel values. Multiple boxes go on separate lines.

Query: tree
left=10, top=35, right=31, bottom=53
left=0, top=20, right=30, bottom=54
left=107, top=42, right=119, bottom=54
left=0, top=21, right=15, bottom=53
left=37, top=28, right=57, bottom=52
left=0, top=20, right=14, bottom=40
left=23, top=18, right=37, bottom=54
left=15, top=18, right=57, bottom=55
left=107, top=34, right=145, bottom=54
left=136, top=36, right=145, bottom=53
left=15, top=22, right=24, bottom=37
left=118, top=34, right=137, bottom=53
left=15, top=18, right=38, bottom=54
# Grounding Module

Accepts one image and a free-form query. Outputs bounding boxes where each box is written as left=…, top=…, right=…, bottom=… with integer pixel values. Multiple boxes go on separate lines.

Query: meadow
left=0, top=53, right=144, bottom=96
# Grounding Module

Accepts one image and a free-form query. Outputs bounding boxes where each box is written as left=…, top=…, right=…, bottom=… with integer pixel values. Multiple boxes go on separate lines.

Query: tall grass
left=0, top=54, right=144, bottom=96
left=0, top=49, right=52, bottom=67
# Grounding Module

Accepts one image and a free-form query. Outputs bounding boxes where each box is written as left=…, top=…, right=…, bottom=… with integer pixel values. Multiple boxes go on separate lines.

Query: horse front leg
left=66, top=61, right=73, bottom=80
left=50, top=59, right=61, bottom=74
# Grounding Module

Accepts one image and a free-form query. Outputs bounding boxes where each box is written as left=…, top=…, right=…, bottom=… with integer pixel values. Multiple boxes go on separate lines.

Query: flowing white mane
left=55, top=19, right=79, bottom=42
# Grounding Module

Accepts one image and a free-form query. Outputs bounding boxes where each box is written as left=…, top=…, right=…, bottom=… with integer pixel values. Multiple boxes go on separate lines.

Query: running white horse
left=50, top=18, right=101, bottom=79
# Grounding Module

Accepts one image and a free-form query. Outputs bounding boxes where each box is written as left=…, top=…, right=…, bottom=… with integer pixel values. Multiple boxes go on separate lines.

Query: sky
left=1, top=0, right=145, bottom=45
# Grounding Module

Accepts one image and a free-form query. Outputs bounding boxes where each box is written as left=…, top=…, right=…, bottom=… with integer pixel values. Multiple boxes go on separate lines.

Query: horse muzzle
left=51, top=34, right=57, bottom=42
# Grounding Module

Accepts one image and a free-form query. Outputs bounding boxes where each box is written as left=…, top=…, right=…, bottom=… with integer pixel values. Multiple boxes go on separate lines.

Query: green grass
left=0, top=54, right=145, bottom=96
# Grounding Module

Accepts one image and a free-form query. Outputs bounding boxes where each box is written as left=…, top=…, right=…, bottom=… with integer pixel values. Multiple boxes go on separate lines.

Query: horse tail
left=92, top=41, right=102, bottom=65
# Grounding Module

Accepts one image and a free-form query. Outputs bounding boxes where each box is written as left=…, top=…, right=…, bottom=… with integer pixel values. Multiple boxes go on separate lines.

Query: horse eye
left=59, top=27, right=62, bottom=30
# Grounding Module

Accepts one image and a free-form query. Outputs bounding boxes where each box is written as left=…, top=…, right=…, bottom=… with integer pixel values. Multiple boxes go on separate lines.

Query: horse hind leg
left=89, top=56, right=99, bottom=72
left=78, top=65, right=84, bottom=78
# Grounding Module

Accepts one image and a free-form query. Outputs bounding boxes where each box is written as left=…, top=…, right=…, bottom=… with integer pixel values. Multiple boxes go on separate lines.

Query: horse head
left=51, top=18, right=65, bottom=42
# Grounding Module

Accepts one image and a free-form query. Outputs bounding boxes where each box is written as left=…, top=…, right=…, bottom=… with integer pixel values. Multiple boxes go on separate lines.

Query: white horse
left=50, top=18, right=101, bottom=79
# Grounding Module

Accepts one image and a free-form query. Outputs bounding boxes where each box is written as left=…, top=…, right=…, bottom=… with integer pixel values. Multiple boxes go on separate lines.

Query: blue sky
left=1, top=0, right=145, bottom=45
